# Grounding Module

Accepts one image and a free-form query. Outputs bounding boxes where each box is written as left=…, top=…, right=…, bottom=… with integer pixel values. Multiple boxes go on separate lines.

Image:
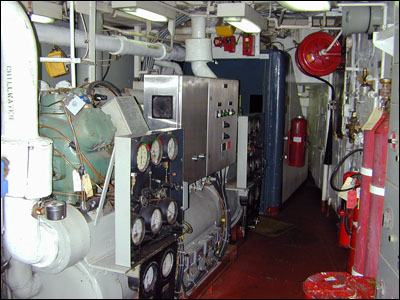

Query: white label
left=362, top=107, right=383, bottom=130
left=72, top=170, right=82, bottom=192
left=293, top=136, right=302, bottom=143
left=338, top=177, right=356, bottom=200
left=65, top=95, right=85, bottom=116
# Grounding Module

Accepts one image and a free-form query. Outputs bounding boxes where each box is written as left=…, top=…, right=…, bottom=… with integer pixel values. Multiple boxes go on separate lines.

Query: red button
left=227, top=141, right=231, bottom=149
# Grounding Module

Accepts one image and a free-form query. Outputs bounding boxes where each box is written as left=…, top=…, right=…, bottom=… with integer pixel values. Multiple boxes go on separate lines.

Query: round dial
left=161, top=251, right=174, bottom=278
left=143, top=263, right=157, bottom=293
left=131, top=215, right=145, bottom=246
left=151, top=208, right=162, bottom=234
left=167, top=137, right=179, bottom=161
left=150, top=138, right=163, bottom=165
left=137, top=143, right=150, bottom=172
left=166, top=200, right=178, bottom=225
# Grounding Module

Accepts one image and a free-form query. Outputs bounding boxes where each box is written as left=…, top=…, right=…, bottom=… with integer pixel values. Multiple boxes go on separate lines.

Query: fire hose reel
left=295, top=32, right=342, bottom=77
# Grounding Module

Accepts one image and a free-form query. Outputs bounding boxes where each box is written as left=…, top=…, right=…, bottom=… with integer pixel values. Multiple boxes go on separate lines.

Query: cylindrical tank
left=183, top=185, right=222, bottom=246
left=287, top=116, right=307, bottom=167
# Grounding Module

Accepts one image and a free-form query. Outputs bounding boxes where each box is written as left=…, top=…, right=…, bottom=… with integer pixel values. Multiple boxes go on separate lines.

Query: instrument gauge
left=161, top=250, right=174, bottom=278
left=151, top=208, right=162, bottom=234
left=137, top=143, right=150, bottom=172
left=150, top=138, right=163, bottom=165
left=167, top=136, right=179, bottom=161
left=143, top=263, right=157, bottom=293
left=131, top=215, right=145, bottom=246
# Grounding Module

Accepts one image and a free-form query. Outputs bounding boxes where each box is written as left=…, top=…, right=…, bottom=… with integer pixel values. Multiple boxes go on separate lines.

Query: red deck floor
left=198, top=175, right=349, bottom=299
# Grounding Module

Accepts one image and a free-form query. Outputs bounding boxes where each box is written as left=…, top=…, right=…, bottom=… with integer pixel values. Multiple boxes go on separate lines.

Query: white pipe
left=5, top=258, right=41, bottom=299
left=175, top=27, right=216, bottom=35
left=185, top=15, right=217, bottom=78
left=154, top=60, right=183, bottom=75
left=69, top=1, right=76, bottom=87
left=34, top=23, right=186, bottom=61
left=39, top=57, right=81, bottom=63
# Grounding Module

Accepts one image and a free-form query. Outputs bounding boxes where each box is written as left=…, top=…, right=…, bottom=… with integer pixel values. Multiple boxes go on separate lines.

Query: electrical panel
left=114, top=128, right=183, bottom=298
left=143, top=75, right=239, bottom=184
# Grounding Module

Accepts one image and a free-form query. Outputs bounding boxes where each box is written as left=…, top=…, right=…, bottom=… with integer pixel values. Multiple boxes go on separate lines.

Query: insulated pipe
left=364, top=114, right=390, bottom=279
left=154, top=60, right=183, bottom=75
left=185, top=15, right=217, bottom=78
left=34, top=23, right=186, bottom=61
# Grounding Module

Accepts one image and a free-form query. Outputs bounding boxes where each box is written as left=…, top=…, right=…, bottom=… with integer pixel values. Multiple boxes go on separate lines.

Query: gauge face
left=137, top=143, right=150, bottom=172
left=161, top=251, right=174, bottom=278
left=131, top=216, right=145, bottom=246
left=150, top=138, right=163, bottom=165
left=151, top=208, right=162, bottom=234
left=166, top=200, right=178, bottom=224
left=167, top=137, right=178, bottom=161
left=143, top=263, right=157, bottom=293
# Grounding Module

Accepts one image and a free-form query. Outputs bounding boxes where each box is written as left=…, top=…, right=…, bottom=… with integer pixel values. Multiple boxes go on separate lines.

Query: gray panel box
left=144, top=75, right=239, bottom=183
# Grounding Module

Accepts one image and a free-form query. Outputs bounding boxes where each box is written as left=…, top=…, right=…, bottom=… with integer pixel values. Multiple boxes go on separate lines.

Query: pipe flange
left=154, top=42, right=167, bottom=61
left=109, top=35, right=128, bottom=56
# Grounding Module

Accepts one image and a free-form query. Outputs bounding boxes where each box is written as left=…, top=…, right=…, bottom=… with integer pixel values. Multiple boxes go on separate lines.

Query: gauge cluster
left=115, top=128, right=183, bottom=299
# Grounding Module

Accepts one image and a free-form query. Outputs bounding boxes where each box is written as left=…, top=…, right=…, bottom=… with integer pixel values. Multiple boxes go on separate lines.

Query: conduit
left=154, top=60, right=183, bottom=75
left=185, top=15, right=216, bottom=78
left=34, top=23, right=186, bottom=61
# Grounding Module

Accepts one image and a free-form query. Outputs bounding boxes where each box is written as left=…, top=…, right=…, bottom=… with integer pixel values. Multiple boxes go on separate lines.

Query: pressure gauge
left=161, top=250, right=174, bottom=278
left=136, top=143, right=150, bottom=172
left=150, top=208, right=162, bottom=234
left=131, top=215, right=145, bottom=246
left=143, top=262, right=158, bottom=293
left=150, top=138, right=163, bottom=165
left=159, top=199, right=178, bottom=225
left=167, top=136, right=179, bottom=161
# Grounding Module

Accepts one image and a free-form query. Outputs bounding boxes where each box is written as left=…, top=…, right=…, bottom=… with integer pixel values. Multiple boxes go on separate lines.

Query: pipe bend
left=191, top=61, right=217, bottom=78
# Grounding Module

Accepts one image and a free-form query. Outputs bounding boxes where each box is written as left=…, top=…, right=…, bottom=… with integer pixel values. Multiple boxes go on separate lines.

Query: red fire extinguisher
left=338, top=172, right=360, bottom=249
left=287, top=116, right=307, bottom=167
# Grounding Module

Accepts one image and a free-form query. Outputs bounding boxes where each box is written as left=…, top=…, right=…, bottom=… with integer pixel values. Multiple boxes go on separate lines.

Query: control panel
left=144, top=75, right=239, bottom=183
left=115, top=128, right=183, bottom=299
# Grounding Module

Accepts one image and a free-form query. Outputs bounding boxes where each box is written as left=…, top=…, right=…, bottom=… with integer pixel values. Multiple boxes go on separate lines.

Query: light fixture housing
left=278, top=1, right=332, bottom=12
left=112, top=1, right=176, bottom=22
left=30, top=14, right=55, bottom=24
left=217, top=3, right=267, bottom=33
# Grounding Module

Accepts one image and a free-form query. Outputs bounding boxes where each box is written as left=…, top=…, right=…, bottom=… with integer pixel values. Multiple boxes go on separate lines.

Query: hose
left=330, top=148, right=363, bottom=192
left=175, top=236, right=185, bottom=298
left=87, top=80, right=122, bottom=101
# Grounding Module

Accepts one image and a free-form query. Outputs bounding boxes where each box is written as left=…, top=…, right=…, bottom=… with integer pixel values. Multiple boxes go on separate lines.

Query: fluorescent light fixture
left=217, top=3, right=267, bottom=33
left=30, top=14, right=55, bottom=24
left=278, top=1, right=331, bottom=12
left=225, top=17, right=261, bottom=33
left=125, top=8, right=168, bottom=22
left=112, top=1, right=175, bottom=22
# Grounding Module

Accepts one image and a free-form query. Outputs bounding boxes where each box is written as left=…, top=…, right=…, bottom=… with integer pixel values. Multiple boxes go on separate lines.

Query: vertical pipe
left=70, top=1, right=76, bottom=87
left=364, top=115, right=389, bottom=279
left=88, top=1, right=96, bottom=82
left=353, top=130, right=375, bottom=275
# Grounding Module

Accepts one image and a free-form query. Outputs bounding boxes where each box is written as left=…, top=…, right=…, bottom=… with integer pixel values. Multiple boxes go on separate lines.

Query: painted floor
left=199, top=174, right=349, bottom=299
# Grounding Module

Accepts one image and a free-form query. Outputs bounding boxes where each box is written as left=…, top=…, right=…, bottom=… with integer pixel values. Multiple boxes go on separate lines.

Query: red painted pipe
left=364, top=114, right=389, bottom=279
left=348, top=206, right=359, bottom=273
left=353, top=130, right=375, bottom=275
left=353, top=114, right=386, bottom=276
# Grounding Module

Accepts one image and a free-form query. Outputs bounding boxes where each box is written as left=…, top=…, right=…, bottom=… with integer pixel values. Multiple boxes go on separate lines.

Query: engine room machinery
left=143, top=75, right=239, bottom=295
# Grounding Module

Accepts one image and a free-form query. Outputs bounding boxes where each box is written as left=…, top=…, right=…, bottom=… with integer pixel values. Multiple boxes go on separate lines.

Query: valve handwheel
left=296, top=32, right=342, bottom=77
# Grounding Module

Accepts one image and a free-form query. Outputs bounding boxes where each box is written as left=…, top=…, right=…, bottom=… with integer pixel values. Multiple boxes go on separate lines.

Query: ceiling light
left=30, top=14, right=55, bottom=24
left=278, top=1, right=332, bottom=12
left=125, top=8, right=168, bottom=22
left=217, top=3, right=267, bottom=33
left=112, top=1, right=175, bottom=22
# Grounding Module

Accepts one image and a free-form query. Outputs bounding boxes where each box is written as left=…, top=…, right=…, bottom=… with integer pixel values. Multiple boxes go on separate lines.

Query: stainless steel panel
left=181, top=77, right=209, bottom=183
left=207, top=79, right=239, bottom=175
left=237, top=116, right=249, bottom=188
left=144, top=75, right=239, bottom=183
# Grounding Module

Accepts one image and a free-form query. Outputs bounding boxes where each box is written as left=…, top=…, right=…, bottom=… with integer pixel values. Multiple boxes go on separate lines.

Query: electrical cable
left=330, top=148, right=363, bottom=192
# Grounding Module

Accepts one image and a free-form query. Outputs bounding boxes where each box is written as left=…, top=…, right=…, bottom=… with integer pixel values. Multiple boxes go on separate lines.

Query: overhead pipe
left=34, top=23, right=186, bottom=61
left=154, top=60, right=183, bottom=75
left=185, top=15, right=217, bottom=78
